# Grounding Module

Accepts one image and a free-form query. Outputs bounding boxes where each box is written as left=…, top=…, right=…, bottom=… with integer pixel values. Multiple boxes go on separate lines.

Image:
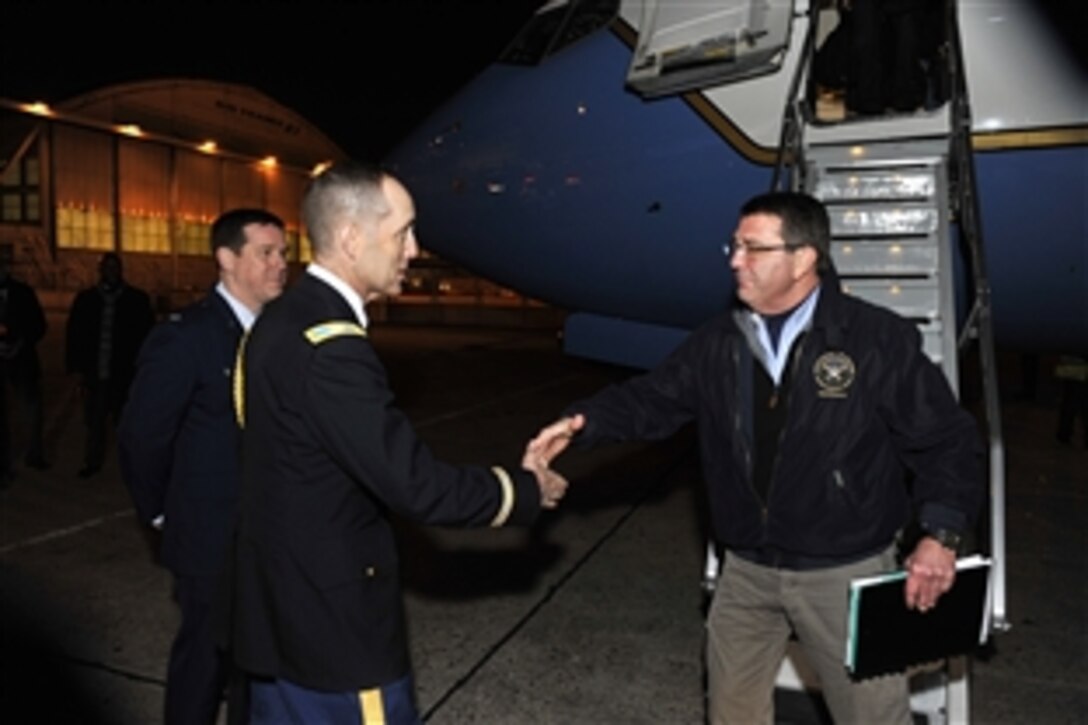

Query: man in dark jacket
left=0, top=254, right=48, bottom=481
left=529, top=191, right=984, bottom=724
left=227, top=162, right=566, bottom=723
left=65, top=252, right=155, bottom=478
left=118, top=209, right=288, bottom=725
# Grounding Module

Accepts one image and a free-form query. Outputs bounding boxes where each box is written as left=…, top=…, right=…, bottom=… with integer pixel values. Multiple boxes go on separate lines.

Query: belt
left=730, top=546, right=877, bottom=572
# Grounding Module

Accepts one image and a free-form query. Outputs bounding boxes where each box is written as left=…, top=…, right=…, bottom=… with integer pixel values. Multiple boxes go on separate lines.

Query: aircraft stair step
left=839, top=278, right=941, bottom=320
left=831, top=237, right=939, bottom=276
left=812, top=167, right=938, bottom=202
left=826, top=202, right=940, bottom=237
left=805, top=138, right=948, bottom=168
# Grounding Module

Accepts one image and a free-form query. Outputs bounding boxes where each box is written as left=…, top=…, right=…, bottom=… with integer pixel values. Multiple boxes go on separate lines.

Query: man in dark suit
left=226, top=162, right=567, bottom=724
left=0, top=252, right=48, bottom=482
left=118, top=209, right=288, bottom=725
left=66, top=252, right=155, bottom=478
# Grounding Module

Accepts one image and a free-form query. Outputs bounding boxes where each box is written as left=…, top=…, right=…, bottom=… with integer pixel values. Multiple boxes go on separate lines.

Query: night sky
left=1, top=1, right=543, bottom=161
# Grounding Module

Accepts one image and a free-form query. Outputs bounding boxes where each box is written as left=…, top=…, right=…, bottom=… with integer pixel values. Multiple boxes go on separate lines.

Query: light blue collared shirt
left=216, top=281, right=257, bottom=331
left=306, top=263, right=369, bottom=328
left=748, top=286, right=820, bottom=384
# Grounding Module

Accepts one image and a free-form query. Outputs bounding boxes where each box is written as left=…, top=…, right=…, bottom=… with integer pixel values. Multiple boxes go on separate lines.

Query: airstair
left=796, top=94, right=978, bottom=725
left=779, top=2, right=1010, bottom=722
left=769, top=3, right=1009, bottom=722
left=627, top=1, right=1008, bottom=723
left=805, top=137, right=959, bottom=388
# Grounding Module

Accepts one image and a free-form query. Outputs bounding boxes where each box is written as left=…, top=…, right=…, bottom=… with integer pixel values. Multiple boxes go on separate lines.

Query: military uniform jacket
left=229, top=273, right=541, bottom=692
left=567, top=274, right=984, bottom=560
left=118, top=290, right=245, bottom=577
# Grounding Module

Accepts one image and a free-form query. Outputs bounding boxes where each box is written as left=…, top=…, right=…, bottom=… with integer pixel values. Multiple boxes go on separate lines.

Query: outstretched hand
left=521, top=414, right=584, bottom=509
left=526, top=414, right=585, bottom=468
left=527, top=462, right=568, bottom=509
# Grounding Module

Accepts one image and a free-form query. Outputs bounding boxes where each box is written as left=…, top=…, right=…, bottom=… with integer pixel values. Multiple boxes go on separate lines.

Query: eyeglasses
left=722, top=240, right=796, bottom=257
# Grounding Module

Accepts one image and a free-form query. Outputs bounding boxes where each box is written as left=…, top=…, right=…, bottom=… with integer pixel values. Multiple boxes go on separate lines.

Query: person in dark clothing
left=0, top=254, right=48, bottom=481
left=225, top=163, right=567, bottom=724
left=1055, top=355, right=1088, bottom=448
left=118, top=209, right=289, bottom=725
left=66, top=252, right=155, bottom=478
left=846, top=0, right=933, bottom=115
left=529, top=191, right=984, bottom=724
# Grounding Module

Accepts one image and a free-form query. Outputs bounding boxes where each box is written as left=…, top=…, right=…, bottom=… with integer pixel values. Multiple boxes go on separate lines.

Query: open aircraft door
left=625, top=0, right=797, bottom=98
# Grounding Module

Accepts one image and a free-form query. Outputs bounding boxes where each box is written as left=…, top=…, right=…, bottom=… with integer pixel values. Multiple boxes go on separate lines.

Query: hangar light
left=23, top=102, right=54, bottom=116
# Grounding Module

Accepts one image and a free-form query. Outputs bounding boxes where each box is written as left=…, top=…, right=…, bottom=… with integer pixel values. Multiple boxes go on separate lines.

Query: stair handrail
left=944, top=0, right=1010, bottom=634
left=770, top=2, right=819, bottom=192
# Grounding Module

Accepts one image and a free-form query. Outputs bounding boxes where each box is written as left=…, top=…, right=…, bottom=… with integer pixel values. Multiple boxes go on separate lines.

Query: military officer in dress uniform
left=226, top=162, right=566, bottom=724
left=119, top=208, right=289, bottom=724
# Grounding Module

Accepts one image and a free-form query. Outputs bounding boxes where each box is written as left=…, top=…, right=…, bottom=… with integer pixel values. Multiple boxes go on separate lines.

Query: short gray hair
left=302, top=162, right=392, bottom=256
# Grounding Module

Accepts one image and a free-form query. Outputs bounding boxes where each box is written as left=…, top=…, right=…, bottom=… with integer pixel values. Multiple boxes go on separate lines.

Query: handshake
left=522, top=414, right=586, bottom=510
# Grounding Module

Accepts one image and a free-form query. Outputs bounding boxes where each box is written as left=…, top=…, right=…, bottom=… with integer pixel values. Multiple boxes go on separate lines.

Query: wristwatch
left=924, top=527, right=962, bottom=553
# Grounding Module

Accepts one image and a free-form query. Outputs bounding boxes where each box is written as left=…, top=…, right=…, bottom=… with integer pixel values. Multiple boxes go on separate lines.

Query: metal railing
left=944, top=0, right=1009, bottom=633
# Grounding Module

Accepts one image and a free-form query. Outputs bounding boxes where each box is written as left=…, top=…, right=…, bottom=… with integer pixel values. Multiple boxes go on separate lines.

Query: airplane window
left=500, top=0, right=620, bottom=66
left=553, top=0, right=621, bottom=53
left=501, top=3, right=567, bottom=65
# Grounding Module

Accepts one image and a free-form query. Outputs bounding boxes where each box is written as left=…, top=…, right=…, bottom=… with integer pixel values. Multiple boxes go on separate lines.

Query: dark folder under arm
left=845, top=555, right=993, bottom=680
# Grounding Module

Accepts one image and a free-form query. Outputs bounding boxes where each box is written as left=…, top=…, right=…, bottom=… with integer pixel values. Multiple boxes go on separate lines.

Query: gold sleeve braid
left=489, top=466, right=515, bottom=527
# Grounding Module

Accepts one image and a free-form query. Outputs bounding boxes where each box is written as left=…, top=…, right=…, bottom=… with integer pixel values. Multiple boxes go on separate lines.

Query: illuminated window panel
left=2, top=194, right=21, bottom=222
left=176, top=218, right=212, bottom=256
left=56, top=205, right=115, bottom=250
left=120, top=212, right=170, bottom=254
left=24, top=193, right=40, bottom=221
left=298, top=232, right=313, bottom=263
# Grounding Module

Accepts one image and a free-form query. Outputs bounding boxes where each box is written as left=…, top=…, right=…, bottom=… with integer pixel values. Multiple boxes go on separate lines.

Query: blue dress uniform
left=227, top=273, right=541, bottom=722
left=118, top=289, right=247, bottom=724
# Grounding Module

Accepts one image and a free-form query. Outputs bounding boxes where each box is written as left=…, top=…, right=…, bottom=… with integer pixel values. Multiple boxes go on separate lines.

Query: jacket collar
left=810, top=268, right=850, bottom=350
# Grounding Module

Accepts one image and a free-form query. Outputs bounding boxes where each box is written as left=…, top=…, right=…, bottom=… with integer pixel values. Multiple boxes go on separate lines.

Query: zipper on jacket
left=732, top=342, right=757, bottom=503
left=762, top=335, right=807, bottom=522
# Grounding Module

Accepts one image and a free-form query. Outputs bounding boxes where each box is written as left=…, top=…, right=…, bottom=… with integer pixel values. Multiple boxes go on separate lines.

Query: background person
left=118, top=208, right=288, bottom=725
left=846, top=0, right=933, bottom=116
left=0, top=252, right=48, bottom=482
left=529, top=191, right=984, bottom=725
left=1054, top=354, right=1088, bottom=448
left=226, top=162, right=566, bottom=724
left=65, top=252, right=155, bottom=478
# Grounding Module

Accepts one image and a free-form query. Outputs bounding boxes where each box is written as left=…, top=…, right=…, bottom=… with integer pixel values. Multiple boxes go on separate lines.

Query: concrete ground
left=1, top=313, right=1084, bottom=724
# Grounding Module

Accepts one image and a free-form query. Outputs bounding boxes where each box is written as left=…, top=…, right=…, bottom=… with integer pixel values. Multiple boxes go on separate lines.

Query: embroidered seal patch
left=813, top=351, right=855, bottom=398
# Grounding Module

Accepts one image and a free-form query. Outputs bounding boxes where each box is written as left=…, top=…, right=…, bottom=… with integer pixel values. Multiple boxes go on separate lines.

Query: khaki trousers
left=706, top=546, right=911, bottom=725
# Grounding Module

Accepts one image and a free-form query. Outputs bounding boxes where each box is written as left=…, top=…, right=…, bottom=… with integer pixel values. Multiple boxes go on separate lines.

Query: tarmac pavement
left=1, top=314, right=1085, bottom=724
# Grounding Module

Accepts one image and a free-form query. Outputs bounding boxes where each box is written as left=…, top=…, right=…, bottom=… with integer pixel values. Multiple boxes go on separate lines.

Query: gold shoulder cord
left=233, top=330, right=249, bottom=428
left=233, top=322, right=366, bottom=429
left=304, top=321, right=367, bottom=344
